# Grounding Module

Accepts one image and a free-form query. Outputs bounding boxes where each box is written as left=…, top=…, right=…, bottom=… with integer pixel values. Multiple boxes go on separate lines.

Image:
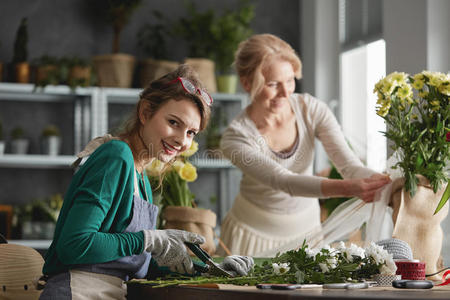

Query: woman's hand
left=322, top=173, right=391, bottom=203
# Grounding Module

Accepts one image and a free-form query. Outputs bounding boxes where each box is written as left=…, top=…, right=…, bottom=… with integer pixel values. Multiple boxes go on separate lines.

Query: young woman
left=40, top=65, right=253, bottom=299
left=217, top=34, right=391, bottom=256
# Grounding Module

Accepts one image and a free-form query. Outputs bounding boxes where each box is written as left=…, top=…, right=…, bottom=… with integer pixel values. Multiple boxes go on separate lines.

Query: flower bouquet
left=374, top=71, right=449, bottom=212
left=374, top=71, right=449, bottom=279
left=146, top=141, right=217, bottom=255
left=132, top=241, right=397, bottom=287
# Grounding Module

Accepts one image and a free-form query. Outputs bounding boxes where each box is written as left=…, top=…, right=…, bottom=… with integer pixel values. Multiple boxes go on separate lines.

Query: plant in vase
left=90, top=0, right=142, bottom=87
left=12, top=17, right=30, bottom=83
left=374, top=70, right=449, bottom=279
left=33, top=55, right=61, bottom=87
left=146, top=140, right=217, bottom=255
left=174, top=1, right=218, bottom=93
left=67, top=56, right=92, bottom=89
left=211, top=0, right=255, bottom=93
left=137, top=10, right=179, bottom=87
left=10, top=126, right=29, bottom=154
left=12, top=193, right=63, bottom=240
left=41, top=124, right=61, bottom=156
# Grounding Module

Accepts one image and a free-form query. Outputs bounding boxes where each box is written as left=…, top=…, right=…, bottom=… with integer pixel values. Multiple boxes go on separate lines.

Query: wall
left=0, top=1, right=301, bottom=224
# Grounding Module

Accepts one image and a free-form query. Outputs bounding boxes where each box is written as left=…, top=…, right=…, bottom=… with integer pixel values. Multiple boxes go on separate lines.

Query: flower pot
left=15, top=62, right=30, bottom=83
left=10, top=139, right=29, bottom=154
left=93, top=53, right=135, bottom=88
left=390, top=175, right=449, bottom=280
left=0, top=141, right=5, bottom=155
left=184, top=58, right=217, bottom=93
left=35, top=64, right=58, bottom=85
left=163, top=206, right=217, bottom=255
left=139, top=59, right=179, bottom=88
left=217, top=74, right=238, bottom=94
left=41, top=136, right=61, bottom=156
left=68, top=65, right=91, bottom=87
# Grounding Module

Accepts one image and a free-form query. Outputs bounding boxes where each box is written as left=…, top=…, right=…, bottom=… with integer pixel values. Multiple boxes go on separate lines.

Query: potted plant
left=174, top=1, right=218, bottom=93
left=13, top=193, right=63, bottom=240
left=137, top=10, right=178, bottom=87
left=33, top=55, right=60, bottom=87
left=12, top=17, right=30, bottom=83
left=146, top=141, right=217, bottom=255
left=10, top=126, right=29, bottom=154
left=0, top=119, right=4, bottom=155
left=67, top=56, right=92, bottom=89
left=92, top=0, right=142, bottom=88
left=374, top=71, right=449, bottom=279
left=41, top=124, right=61, bottom=156
left=211, top=0, right=255, bottom=93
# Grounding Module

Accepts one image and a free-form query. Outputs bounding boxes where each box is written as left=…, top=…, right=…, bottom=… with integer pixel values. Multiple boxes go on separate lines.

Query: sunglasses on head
left=166, top=77, right=213, bottom=106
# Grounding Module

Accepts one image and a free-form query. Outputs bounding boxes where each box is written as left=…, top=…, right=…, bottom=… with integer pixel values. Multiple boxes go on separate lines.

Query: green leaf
left=434, top=182, right=450, bottom=215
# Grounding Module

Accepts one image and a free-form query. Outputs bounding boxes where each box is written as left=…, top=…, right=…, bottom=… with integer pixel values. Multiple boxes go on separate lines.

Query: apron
left=40, top=166, right=158, bottom=300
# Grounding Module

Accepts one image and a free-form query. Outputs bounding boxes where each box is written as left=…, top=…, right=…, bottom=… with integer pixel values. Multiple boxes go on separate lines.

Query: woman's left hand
left=218, top=255, right=254, bottom=276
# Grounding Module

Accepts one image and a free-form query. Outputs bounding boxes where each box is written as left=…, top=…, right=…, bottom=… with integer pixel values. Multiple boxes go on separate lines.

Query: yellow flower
left=396, top=84, right=413, bottom=100
left=178, top=162, right=197, bottom=182
left=146, top=159, right=165, bottom=177
left=419, top=91, right=429, bottom=98
left=411, top=114, right=418, bottom=120
left=429, top=75, right=441, bottom=87
left=430, top=100, right=440, bottom=107
left=172, top=159, right=185, bottom=172
left=390, top=72, right=408, bottom=84
left=181, top=140, right=198, bottom=157
left=412, top=79, right=424, bottom=90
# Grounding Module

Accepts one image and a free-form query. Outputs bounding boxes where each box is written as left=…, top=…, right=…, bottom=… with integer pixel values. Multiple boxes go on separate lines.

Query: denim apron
left=40, top=167, right=158, bottom=300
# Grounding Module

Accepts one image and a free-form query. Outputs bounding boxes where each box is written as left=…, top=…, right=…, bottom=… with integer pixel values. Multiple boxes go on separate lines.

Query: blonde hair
left=118, top=64, right=211, bottom=141
left=234, top=33, right=302, bottom=99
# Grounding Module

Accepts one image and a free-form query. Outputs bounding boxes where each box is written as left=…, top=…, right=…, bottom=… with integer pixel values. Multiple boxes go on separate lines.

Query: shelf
left=0, top=82, right=95, bottom=102
left=0, top=154, right=76, bottom=168
left=9, top=239, right=52, bottom=249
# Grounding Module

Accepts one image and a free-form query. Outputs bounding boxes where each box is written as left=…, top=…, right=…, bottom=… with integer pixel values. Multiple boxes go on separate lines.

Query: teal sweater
left=43, top=140, right=153, bottom=275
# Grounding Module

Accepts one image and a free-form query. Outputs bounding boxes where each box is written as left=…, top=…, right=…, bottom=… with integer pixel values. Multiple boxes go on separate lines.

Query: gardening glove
left=219, top=255, right=254, bottom=276
left=143, top=229, right=205, bottom=274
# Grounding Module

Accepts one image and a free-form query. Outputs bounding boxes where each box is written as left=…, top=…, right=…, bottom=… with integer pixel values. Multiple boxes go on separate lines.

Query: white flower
left=272, top=263, right=290, bottom=275
left=364, top=242, right=397, bottom=275
left=319, top=263, right=329, bottom=273
left=342, top=243, right=365, bottom=262
left=305, top=247, right=320, bottom=258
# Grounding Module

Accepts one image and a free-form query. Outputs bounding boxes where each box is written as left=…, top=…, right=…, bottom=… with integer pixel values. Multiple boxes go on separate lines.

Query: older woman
left=218, top=34, right=390, bottom=256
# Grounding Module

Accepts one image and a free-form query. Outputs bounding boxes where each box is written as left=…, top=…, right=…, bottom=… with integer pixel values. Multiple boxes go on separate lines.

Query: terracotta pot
left=68, top=65, right=91, bottom=87
left=139, top=59, right=178, bottom=88
left=184, top=58, right=217, bottom=93
left=15, top=62, right=30, bottom=83
left=93, top=53, right=135, bottom=88
left=163, top=206, right=217, bottom=255
left=35, top=64, right=58, bottom=85
left=390, top=175, right=449, bottom=280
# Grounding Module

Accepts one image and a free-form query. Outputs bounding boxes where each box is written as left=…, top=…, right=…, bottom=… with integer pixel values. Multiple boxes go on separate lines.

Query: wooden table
left=127, top=283, right=450, bottom=300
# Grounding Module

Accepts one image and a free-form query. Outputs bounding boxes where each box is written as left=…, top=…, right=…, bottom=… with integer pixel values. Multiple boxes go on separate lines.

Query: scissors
left=185, top=242, right=235, bottom=277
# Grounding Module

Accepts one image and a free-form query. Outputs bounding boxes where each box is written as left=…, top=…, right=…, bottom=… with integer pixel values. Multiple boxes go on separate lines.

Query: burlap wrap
left=163, top=206, right=217, bottom=255
left=93, top=53, right=135, bottom=88
left=184, top=58, right=217, bottom=93
left=390, top=175, right=449, bottom=280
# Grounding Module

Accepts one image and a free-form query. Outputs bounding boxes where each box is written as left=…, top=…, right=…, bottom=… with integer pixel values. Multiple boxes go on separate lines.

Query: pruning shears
left=185, top=242, right=235, bottom=277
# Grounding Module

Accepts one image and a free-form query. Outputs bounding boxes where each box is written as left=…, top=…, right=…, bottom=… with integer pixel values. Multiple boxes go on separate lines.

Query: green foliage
left=11, top=127, right=25, bottom=139
left=14, top=193, right=63, bottom=223
left=42, top=124, right=61, bottom=137
left=210, top=0, right=255, bottom=73
left=12, top=17, right=28, bottom=63
left=137, top=241, right=393, bottom=287
left=374, top=71, right=449, bottom=200
left=91, top=0, right=143, bottom=53
left=137, top=10, right=171, bottom=60
left=174, top=1, right=217, bottom=59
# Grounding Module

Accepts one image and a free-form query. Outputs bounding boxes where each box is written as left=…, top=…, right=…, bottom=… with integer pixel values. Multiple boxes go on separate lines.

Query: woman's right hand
left=322, top=174, right=391, bottom=203
left=142, top=229, right=205, bottom=274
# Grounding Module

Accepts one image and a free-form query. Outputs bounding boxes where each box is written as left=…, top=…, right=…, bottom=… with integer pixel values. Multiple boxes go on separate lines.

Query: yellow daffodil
left=178, top=162, right=198, bottom=182
left=146, top=159, right=165, bottom=176
left=172, top=159, right=185, bottom=172
left=181, top=140, right=198, bottom=157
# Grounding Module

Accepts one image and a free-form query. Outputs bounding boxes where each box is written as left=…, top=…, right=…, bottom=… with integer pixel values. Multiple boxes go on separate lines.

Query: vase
left=10, top=139, right=29, bottom=154
left=41, top=136, right=61, bottom=155
left=184, top=58, right=217, bottom=93
left=390, top=175, right=449, bottom=280
left=217, top=74, right=238, bottom=94
left=163, top=206, right=217, bottom=255
left=93, top=53, right=136, bottom=88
